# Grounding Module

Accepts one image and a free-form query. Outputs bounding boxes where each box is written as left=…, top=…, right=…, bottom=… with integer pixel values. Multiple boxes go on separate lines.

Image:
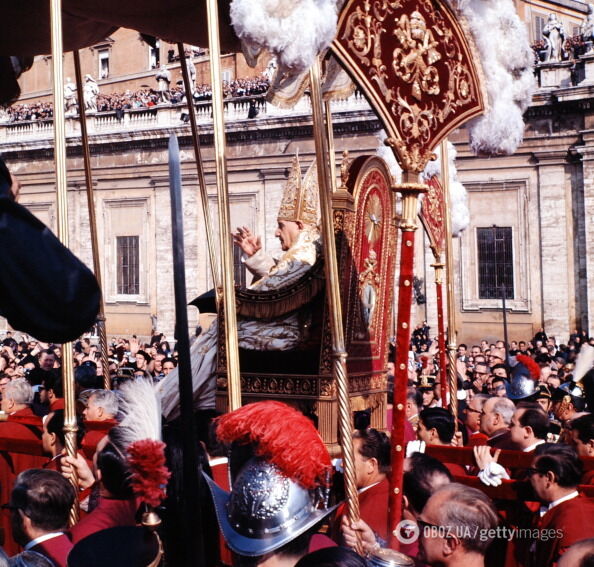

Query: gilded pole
left=73, top=50, right=110, bottom=390
left=49, top=0, right=79, bottom=524
left=431, top=260, right=448, bottom=407
left=178, top=43, right=221, bottom=301
left=309, top=57, right=361, bottom=552
left=323, top=101, right=338, bottom=194
left=205, top=0, right=242, bottom=411
left=440, top=140, right=458, bottom=425
left=388, top=175, right=426, bottom=550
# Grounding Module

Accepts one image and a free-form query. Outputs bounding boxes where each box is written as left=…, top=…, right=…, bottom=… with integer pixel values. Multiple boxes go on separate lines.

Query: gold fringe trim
left=236, top=260, right=325, bottom=319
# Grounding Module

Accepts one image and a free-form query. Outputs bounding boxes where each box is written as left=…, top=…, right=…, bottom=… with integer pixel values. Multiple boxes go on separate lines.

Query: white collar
left=359, top=480, right=381, bottom=494
left=25, top=532, right=64, bottom=550
left=539, top=491, right=579, bottom=517
left=523, top=440, right=545, bottom=452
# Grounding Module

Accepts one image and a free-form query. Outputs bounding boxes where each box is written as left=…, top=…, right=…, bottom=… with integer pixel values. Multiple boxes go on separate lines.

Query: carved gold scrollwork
left=340, top=150, right=353, bottom=189
left=337, top=0, right=482, bottom=174
left=372, top=0, right=403, bottom=21
left=386, top=137, right=435, bottom=174
left=392, top=12, right=441, bottom=101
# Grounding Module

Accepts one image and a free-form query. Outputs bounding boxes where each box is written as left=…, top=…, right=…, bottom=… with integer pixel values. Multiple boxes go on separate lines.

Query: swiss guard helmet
left=204, top=401, right=336, bottom=558
left=506, top=354, right=539, bottom=401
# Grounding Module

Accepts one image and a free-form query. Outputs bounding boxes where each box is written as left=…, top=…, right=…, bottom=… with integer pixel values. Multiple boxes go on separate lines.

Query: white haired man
left=0, top=379, right=46, bottom=555
left=479, top=396, right=517, bottom=450
left=81, top=389, right=119, bottom=460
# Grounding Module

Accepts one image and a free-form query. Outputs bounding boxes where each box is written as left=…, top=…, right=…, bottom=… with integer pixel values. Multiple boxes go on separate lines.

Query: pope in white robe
left=158, top=156, right=320, bottom=420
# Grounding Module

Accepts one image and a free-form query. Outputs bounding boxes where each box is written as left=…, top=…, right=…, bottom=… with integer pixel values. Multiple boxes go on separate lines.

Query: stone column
left=532, top=150, right=576, bottom=338
left=576, top=131, right=594, bottom=335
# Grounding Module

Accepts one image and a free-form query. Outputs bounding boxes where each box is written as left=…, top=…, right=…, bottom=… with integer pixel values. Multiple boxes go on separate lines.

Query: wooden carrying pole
left=432, top=261, right=448, bottom=406
left=49, top=0, right=79, bottom=524
left=309, top=57, right=361, bottom=552
left=440, top=141, right=458, bottom=423
left=388, top=177, right=426, bottom=549
left=205, top=0, right=242, bottom=411
left=72, top=51, right=110, bottom=390
left=178, top=44, right=221, bottom=300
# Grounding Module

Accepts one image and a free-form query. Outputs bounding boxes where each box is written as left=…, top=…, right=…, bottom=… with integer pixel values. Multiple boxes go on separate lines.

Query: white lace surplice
left=158, top=227, right=321, bottom=420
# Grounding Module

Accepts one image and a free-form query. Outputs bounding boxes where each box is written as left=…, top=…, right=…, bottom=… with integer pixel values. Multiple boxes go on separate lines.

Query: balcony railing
left=0, top=92, right=371, bottom=144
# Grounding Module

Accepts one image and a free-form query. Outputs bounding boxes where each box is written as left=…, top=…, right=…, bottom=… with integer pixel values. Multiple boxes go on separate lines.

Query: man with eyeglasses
left=486, top=376, right=507, bottom=397
left=471, top=363, right=491, bottom=394
left=479, top=396, right=517, bottom=450
left=526, top=443, right=594, bottom=567
left=463, top=394, right=488, bottom=446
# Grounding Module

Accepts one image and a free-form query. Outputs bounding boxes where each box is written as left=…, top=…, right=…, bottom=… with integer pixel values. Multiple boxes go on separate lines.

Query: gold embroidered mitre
left=277, top=155, right=319, bottom=225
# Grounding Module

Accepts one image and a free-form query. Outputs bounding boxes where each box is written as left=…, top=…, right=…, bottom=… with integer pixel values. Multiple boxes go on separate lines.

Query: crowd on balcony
left=1, top=77, right=270, bottom=123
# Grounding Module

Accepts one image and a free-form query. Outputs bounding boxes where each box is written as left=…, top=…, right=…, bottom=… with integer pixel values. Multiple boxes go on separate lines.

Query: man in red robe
left=527, top=443, right=594, bottom=566
left=80, top=389, right=118, bottom=460
left=0, top=378, right=45, bottom=554
left=333, top=428, right=391, bottom=544
left=68, top=435, right=137, bottom=544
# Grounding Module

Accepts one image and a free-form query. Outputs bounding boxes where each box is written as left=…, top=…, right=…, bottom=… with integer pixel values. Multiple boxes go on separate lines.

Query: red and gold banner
left=333, top=0, right=485, bottom=173
left=420, top=176, right=446, bottom=258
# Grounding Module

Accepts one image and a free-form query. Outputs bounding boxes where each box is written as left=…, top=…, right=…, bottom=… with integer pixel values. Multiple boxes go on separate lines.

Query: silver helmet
left=506, top=374, right=537, bottom=400
left=204, top=457, right=336, bottom=557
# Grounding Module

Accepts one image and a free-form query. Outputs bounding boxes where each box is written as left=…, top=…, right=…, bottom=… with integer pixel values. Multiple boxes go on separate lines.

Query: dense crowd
left=2, top=77, right=270, bottom=123
left=0, top=330, right=177, bottom=385
left=1, top=322, right=594, bottom=567
left=367, top=325, right=594, bottom=567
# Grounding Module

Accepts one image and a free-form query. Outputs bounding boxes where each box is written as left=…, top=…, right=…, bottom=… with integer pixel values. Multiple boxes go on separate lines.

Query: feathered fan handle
left=215, top=401, right=331, bottom=490
left=516, top=354, right=540, bottom=380
left=127, top=439, right=171, bottom=508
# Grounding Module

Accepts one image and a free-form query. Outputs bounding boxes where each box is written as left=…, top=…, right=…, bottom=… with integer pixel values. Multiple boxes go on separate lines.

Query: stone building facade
left=3, top=0, right=594, bottom=346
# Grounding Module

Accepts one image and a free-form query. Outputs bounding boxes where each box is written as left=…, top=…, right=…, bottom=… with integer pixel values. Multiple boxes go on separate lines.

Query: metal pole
left=177, top=43, right=221, bottom=300
left=324, top=101, right=338, bottom=194
left=432, top=261, right=448, bottom=408
left=388, top=177, right=425, bottom=550
left=49, top=0, right=79, bottom=525
left=73, top=51, right=110, bottom=390
left=501, top=284, right=509, bottom=366
left=205, top=0, right=242, bottom=411
left=440, top=140, right=458, bottom=428
left=309, top=57, right=361, bottom=553
left=168, top=134, right=203, bottom=567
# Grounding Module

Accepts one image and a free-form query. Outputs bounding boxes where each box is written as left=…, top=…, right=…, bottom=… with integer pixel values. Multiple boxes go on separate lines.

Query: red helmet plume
left=215, top=401, right=331, bottom=490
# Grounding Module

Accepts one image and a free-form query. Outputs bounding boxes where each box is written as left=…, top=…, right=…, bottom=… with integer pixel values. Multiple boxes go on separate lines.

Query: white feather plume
left=116, top=379, right=162, bottom=446
left=421, top=142, right=469, bottom=236
left=445, top=0, right=535, bottom=155
left=574, top=344, right=594, bottom=384
left=375, top=130, right=402, bottom=184
left=230, top=0, right=338, bottom=75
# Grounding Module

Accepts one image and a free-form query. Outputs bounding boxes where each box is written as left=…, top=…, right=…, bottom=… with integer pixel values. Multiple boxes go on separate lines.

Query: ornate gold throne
left=216, top=155, right=398, bottom=453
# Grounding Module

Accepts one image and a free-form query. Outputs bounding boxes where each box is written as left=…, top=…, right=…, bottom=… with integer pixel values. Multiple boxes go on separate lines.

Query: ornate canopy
left=333, top=0, right=486, bottom=172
